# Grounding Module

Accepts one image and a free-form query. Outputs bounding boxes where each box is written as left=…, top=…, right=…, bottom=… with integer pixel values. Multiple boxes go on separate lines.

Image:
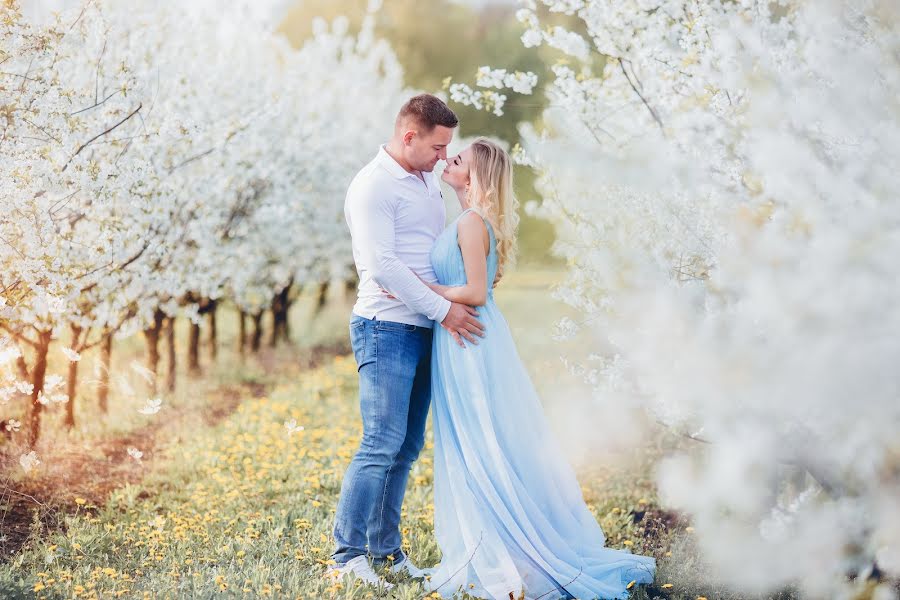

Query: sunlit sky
left=20, top=0, right=296, bottom=27
left=21, top=0, right=518, bottom=24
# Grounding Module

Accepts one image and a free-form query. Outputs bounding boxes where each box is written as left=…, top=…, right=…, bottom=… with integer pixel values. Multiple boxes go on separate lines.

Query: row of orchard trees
left=0, top=0, right=405, bottom=445
left=454, top=0, right=900, bottom=597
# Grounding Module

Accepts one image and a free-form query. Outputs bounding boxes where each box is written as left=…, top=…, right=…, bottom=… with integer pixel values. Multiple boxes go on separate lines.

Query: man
left=327, top=94, right=485, bottom=589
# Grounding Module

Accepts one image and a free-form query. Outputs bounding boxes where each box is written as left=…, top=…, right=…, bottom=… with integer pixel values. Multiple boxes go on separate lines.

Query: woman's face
left=441, top=146, right=473, bottom=191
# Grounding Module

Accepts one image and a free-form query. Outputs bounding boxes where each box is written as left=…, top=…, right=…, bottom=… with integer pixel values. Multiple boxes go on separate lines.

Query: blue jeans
left=331, top=314, right=433, bottom=565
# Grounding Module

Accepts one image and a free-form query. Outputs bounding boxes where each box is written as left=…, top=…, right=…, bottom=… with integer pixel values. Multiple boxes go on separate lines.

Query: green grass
left=1, top=354, right=684, bottom=599
left=0, top=269, right=749, bottom=599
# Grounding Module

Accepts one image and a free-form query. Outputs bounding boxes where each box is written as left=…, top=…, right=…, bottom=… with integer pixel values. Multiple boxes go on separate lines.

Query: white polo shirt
left=344, top=145, right=452, bottom=328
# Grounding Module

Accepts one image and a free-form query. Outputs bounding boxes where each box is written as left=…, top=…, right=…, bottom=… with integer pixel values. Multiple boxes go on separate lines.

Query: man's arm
left=350, top=185, right=451, bottom=322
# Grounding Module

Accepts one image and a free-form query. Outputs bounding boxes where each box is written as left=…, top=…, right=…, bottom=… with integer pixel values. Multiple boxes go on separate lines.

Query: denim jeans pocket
left=349, top=319, right=368, bottom=369
left=374, top=320, right=418, bottom=333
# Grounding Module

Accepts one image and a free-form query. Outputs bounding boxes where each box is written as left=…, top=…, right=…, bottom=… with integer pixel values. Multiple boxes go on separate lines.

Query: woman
left=421, top=138, right=656, bottom=599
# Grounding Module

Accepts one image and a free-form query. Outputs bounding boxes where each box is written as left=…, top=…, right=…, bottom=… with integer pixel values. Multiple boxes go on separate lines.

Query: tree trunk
left=282, top=298, right=292, bottom=343
left=269, top=298, right=281, bottom=348
left=143, top=309, right=165, bottom=395
left=314, top=281, right=329, bottom=317
left=64, top=324, right=82, bottom=430
left=344, top=275, right=358, bottom=300
left=98, top=333, right=112, bottom=414
left=237, top=310, right=247, bottom=355
left=16, top=354, right=29, bottom=382
left=14, top=351, right=30, bottom=405
left=207, top=300, right=218, bottom=361
left=270, top=286, right=292, bottom=347
left=250, top=312, right=263, bottom=352
left=188, top=318, right=201, bottom=375
left=165, top=316, right=177, bottom=392
left=27, top=329, right=53, bottom=446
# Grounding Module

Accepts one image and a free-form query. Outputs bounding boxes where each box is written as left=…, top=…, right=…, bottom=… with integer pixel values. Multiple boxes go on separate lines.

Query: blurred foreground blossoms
left=0, top=0, right=409, bottom=443
left=462, top=0, right=900, bottom=596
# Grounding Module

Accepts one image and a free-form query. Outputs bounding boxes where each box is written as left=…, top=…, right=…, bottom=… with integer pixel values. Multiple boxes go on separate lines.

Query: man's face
left=407, top=125, right=454, bottom=172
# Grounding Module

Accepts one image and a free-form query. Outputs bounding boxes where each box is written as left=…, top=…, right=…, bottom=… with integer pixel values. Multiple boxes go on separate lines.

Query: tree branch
left=94, top=38, right=107, bottom=106
left=0, top=485, right=47, bottom=508
left=618, top=58, right=665, bottom=135
left=167, top=147, right=215, bottom=173
left=77, top=239, right=151, bottom=293
left=62, top=102, right=142, bottom=172
left=20, top=116, right=63, bottom=145
left=537, top=567, right=584, bottom=600
left=70, top=88, right=122, bottom=117
left=0, top=323, right=38, bottom=350
left=431, top=531, right=484, bottom=594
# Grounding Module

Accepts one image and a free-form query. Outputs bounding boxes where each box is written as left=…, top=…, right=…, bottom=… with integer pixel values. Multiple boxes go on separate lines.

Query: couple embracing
left=326, top=94, right=655, bottom=600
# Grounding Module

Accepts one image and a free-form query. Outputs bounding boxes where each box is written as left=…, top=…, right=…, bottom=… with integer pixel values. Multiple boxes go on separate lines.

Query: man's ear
left=402, top=129, right=416, bottom=145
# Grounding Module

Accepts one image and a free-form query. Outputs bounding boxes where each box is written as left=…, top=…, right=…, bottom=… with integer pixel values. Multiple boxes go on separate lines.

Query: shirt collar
left=377, top=144, right=419, bottom=180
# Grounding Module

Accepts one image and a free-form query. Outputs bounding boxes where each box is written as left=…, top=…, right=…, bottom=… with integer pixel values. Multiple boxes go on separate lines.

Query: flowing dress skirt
left=423, top=298, right=655, bottom=600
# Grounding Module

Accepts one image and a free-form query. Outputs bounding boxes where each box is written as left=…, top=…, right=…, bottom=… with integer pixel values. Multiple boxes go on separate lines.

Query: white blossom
left=138, top=397, right=162, bottom=416
left=284, top=419, right=305, bottom=435
left=19, top=450, right=41, bottom=473
left=61, top=347, right=81, bottom=362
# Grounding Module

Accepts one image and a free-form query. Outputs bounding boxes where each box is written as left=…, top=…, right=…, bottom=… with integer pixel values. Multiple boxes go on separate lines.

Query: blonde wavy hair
left=466, top=137, right=519, bottom=276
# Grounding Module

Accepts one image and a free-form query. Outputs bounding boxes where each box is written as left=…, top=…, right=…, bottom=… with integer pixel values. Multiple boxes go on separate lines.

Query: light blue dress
left=423, top=209, right=656, bottom=600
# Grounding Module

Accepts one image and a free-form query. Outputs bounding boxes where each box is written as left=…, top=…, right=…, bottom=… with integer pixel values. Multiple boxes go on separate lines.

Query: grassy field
left=0, top=269, right=719, bottom=600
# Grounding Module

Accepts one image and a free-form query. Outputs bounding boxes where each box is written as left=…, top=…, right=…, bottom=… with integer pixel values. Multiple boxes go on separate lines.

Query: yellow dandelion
left=662, top=583, right=674, bottom=589
left=75, top=498, right=86, bottom=505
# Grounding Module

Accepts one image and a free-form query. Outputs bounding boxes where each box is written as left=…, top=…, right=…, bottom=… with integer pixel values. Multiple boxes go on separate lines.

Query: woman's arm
left=426, top=211, right=490, bottom=306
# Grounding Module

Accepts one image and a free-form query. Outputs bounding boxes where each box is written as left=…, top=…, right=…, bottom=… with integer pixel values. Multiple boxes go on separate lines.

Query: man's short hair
left=397, top=94, right=458, bottom=133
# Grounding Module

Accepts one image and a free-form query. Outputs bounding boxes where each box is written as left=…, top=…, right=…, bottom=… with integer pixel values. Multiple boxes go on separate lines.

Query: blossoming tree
left=1, top=0, right=410, bottom=448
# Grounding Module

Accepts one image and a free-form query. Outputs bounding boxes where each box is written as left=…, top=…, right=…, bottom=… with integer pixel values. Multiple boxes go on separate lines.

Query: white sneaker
left=389, top=555, right=425, bottom=579
left=325, top=555, right=395, bottom=590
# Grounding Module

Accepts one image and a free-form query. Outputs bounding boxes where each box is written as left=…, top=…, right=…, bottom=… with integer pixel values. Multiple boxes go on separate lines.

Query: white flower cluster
left=448, top=65, right=537, bottom=117
left=449, top=83, right=508, bottom=117
left=476, top=67, right=538, bottom=95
